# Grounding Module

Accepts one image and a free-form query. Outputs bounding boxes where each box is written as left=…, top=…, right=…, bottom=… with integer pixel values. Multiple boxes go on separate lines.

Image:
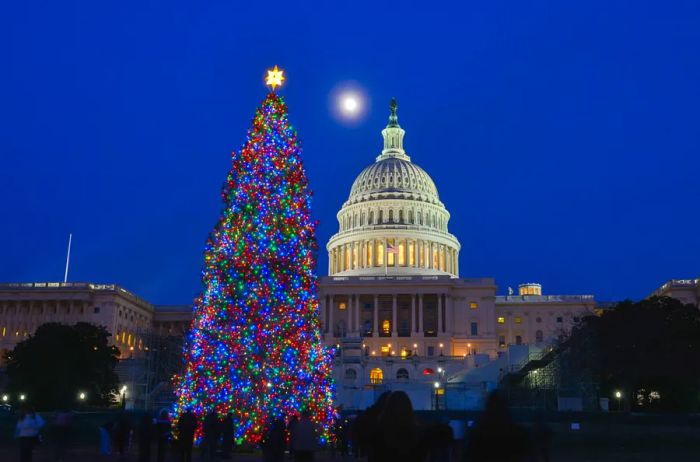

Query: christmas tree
left=174, top=68, right=335, bottom=445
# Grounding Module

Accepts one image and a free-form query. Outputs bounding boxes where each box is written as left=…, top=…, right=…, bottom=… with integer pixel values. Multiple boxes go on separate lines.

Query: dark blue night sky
left=1, top=2, right=698, bottom=304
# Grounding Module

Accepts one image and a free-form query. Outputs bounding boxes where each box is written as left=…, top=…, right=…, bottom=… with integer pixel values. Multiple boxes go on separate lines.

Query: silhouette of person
left=114, top=412, right=133, bottom=460
left=290, top=411, right=318, bottom=462
left=262, top=417, right=286, bottom=462
left=220, top=412, right=234, bottom=459
left=155, top=410, right=172, bottom=462
left=203, top=410, right=221, bottom=460
left=464, top=391, right=531, bottom=462
left=177, top=409, right=198, bottom=462
left=354, top=391, right=391, bottom=461
left=15, top=405, right=45, bottom=462
left=52, top=408, right=74, bottom=461
left=372, top=391, right=426, bottom=462
left=137, top=414, right=154, bottom=462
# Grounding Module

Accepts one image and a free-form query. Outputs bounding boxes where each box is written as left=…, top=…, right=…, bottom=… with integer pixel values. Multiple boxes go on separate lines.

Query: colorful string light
left=173, top=92, right=336, bottom=445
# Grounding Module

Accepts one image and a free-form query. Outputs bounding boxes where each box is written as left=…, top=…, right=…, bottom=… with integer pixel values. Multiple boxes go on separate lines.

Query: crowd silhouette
left=10, top=391, right=550, bottom=462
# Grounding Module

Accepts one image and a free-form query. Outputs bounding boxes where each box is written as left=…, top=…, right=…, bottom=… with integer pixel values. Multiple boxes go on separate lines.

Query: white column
left=391, top=294, right=398, bottom=336
left=411, top=295, right=416, bottom=333
left=418, top=294, right=424, bottom=334
left=373, top=295, right=379, bottom=337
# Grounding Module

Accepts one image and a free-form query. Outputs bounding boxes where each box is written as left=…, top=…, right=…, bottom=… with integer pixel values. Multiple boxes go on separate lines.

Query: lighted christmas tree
left=173, top=67, right=335, bottom=444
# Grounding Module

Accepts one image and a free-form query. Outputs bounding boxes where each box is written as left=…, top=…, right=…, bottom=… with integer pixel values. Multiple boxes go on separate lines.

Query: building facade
left=317, top=101, right=597, bottom=409
left=651, top=278, right=699, bottom=306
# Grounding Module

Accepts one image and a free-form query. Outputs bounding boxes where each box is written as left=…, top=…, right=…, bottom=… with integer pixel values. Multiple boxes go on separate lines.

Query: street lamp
left=78, top=392, right=86, bottom=401
left=614, top=391, right=622, bottom=411
left=19, top=394, right=26, bottom=401
left=439, top=343, right=444, bottom=356
left=1, top=394, right=8, bottom=402
left=120, top=385, right=127, bottom=409
left=434, top=382, right=441, bottom=410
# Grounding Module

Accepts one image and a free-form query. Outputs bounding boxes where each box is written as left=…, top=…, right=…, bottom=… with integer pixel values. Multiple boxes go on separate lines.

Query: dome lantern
left=378, top=98, right=410, bottom=162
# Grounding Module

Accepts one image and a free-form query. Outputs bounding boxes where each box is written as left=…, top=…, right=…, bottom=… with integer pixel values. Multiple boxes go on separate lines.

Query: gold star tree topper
left=265, top=65, right=285, bottom=90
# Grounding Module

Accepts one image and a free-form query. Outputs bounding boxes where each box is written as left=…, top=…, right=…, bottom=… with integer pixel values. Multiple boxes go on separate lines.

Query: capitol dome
left=327, top=99, right=461, bottom=277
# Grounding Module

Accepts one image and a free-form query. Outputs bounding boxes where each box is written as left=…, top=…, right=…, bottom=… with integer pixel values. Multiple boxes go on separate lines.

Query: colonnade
left=319, top=293, right=449, bottom=338
left=329, top=239, right=458, bottom=276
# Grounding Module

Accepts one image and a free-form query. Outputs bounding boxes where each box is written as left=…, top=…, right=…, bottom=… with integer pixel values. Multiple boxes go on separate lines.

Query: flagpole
left=63, top=233, right=72, bottom=283
left=384, top=239, right=388, bottom=276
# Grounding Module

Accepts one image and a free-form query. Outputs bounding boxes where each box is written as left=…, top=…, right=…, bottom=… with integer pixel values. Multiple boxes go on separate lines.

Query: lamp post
left=120, top=385, right=127, bottom=410
left=614, top=391, right=622, bottom=411
left=434, top=381, right=441, bottom=410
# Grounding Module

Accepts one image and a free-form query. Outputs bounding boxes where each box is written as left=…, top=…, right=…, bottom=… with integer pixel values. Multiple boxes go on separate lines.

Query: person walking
left=290, top=411, right=318, bottom=462
left=15, top=405, right=45, bottom=462
left=177, top=410, right=198, bottom=462
left=220, top=412, right=234, bottom=459
left=155, top=410, right=172, bottom=462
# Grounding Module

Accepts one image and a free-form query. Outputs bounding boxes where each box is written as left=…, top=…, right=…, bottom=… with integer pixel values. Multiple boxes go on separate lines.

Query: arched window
left=417, top=212, right=422, bottom=225
left=408, top=210, right=414, bottom=223
left=382, top=319, right=391, bottom=335
left=369, top=211, right=374, bottom=224
left=379, top=210, right=384, bottom=223
left=361, top=213, right=366, bottom=226
left=535, top=330, right=544, bottom=343
left=396, top=368, right=409, bottom=381
left=515, top=335, right=522, bottom=345
left=344, top=368, right=357, bottom=382
left=399, top=210, right=404, bottom=223
left=370, top=368, right=383, bottom=385
left=389, top=209, right=394, bottom=222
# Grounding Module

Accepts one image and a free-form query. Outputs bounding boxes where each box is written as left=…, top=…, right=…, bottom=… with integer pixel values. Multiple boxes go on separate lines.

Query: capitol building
left=1, top=100, right=697, bottom=410
left=317, top=101, right=597, bottom=409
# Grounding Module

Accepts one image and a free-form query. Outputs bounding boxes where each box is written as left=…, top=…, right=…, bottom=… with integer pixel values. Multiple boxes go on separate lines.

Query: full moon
left=343, top=96, right=359, bottom=112
left=330, top=83, right=368, bottom=124
left=339, top=92, right=362, bottom=117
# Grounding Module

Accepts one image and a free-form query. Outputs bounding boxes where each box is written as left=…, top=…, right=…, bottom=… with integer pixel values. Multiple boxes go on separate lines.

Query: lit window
left=470, top=302, right=478, bottom=309
left=382, top=320, right=390, bottom=335
left=498, top=335, right=506, bottom=347
left=497, top=317, right=505, bottom=324
left=398, top=241, right=406, bottom=265
left=370, top=368, right=383, bottom=384
left=338, top=302, right=346, bottom=310
left=514, top=317, right=522, bottom=324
